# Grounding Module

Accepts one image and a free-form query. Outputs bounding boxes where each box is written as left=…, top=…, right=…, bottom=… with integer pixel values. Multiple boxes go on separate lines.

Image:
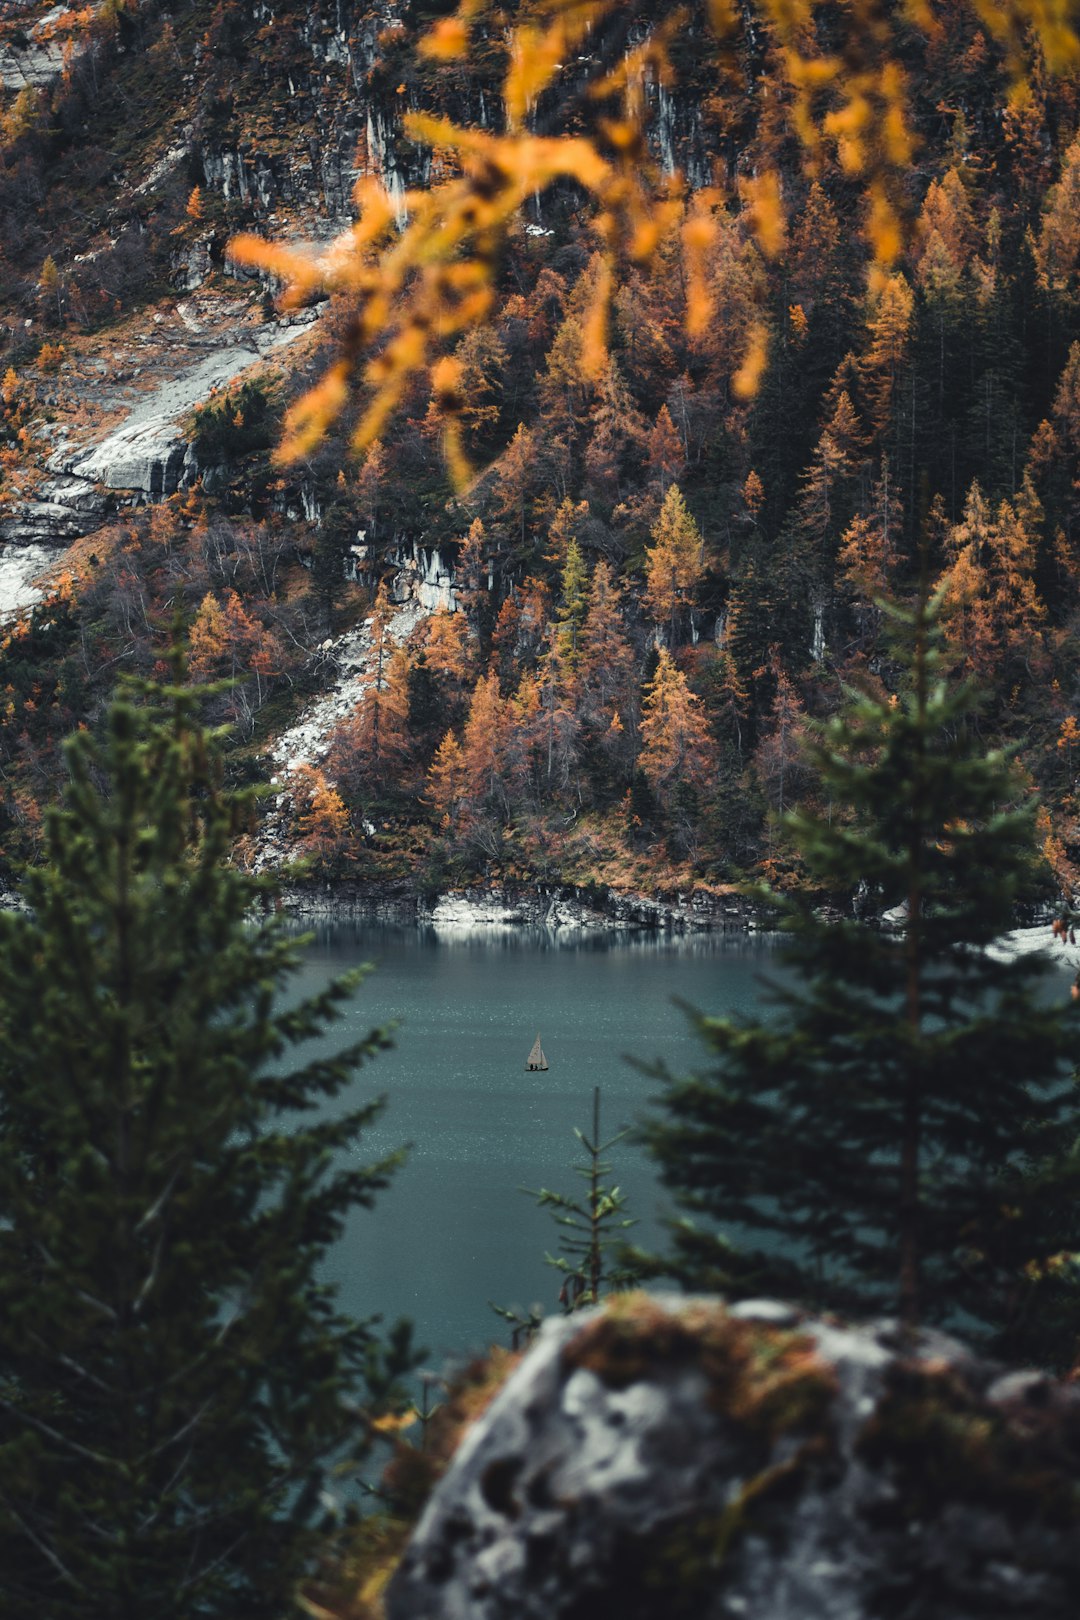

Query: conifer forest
left=4, top=1, right=1080, bottom=1616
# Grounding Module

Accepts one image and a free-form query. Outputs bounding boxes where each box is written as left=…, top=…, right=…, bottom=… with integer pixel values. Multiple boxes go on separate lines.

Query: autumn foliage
left=228, top=0, right=1080, bottom=483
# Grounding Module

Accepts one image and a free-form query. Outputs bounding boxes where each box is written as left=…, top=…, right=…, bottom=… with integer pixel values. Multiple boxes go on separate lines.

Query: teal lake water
left=287, top=923, right=778, bottom=1368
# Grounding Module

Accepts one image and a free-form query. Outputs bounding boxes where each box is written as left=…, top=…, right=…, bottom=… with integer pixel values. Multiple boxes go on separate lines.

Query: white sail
left=525, top=1033, right=548, bottom=1071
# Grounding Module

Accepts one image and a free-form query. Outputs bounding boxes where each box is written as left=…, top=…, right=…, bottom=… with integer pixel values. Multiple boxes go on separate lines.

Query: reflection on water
left=287, top=922, right=776, bottom=1367
left=299, top=918, right=779, bottom=958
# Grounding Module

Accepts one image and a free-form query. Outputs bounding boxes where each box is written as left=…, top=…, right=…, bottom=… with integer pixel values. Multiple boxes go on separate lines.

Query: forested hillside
left=2, top=0, right=1079, bottom=905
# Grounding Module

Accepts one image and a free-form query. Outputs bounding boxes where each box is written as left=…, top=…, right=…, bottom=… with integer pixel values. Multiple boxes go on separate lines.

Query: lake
left=286, top=922, right=779, bottom=1369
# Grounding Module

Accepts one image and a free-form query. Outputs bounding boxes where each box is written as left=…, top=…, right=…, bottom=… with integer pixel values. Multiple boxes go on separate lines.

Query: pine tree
left=583, top=357, right=646, bottom=511
left=460, top=671, right=516, bottom=819
left=38, top=254, right=62, bottom=324
left=487, top=424, right=536, bottom=562
left=425, top=728, right=466, bottom=828
left=643, top=592, right=1080, bottom=1352
left=644, top=404, right=685, bottom=495
left=937, top=481, right=1046, bottom=682
left=643, top=485, right=704, bottom=648
left=405, top=649, right=447, bottom=754
left=327, top=647, right=413, bottom=806
left=639, top=648, right=713, bottom=803
left=838, top=456, right=904, bottom=643
left=578, top=560, right=636, bottom=720
left=452, top=326, right=508, bottom=458
left=292, top=763, right=351, bottom=862
left=861, top=272, right=916, bottom=441
left=916, top=168, right=977, bottom=274
left=754, top=661, right=810, bottom=815
left=309, top=498, right=355, bottom=638
left=455, top=517, right=489, bottom=643
left=354, top=439, right=388, bottom=557
left=527, top=634, right=581, bottom=798
left=1038, top=135, right=1080, bottom=294
left=0, top=661, right=412, bottom=1620
left=788, top=181, right=854, bottom=381
left=502, top=1089, right=638, bottom=1330
left=543, top=496, right=589, bottom=568
left=554, top=538, right=589, bottom=671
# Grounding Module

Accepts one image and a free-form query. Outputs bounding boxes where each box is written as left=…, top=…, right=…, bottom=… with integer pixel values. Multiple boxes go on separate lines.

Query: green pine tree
left=643, top=591, right=1080, bottom=1355
left=0, top=657, right=413, bottom=1620
left=310, top=513, right=352, bottom=636
left=492, top=1088, right=639, bottom=1346
left=554, top=537, right=589, bottom=671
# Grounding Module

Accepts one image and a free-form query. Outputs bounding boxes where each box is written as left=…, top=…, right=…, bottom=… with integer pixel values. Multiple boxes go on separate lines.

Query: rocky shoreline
left=275, top=881, right=1080, bottom=977
left=277, top=879, right=763, bottom=934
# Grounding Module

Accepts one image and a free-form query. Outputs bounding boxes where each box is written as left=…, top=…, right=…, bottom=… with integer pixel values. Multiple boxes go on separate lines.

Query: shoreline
left=277, top=882, right=1076, bottom=966
left=277, top=879, right=762, bottom=935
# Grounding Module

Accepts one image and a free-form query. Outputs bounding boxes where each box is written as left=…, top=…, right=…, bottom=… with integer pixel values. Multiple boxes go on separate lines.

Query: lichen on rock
left=383, top=1294, right=1080, bottom=1620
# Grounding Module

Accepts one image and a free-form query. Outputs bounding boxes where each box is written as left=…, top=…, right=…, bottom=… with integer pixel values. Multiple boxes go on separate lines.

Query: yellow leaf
left=505, top=23, right=564, bottom=131
left=732, top=320, right=769, bottom=400
left=370, top=1407, right=419, bottom=1434
left=276, top=361, right=350, bottom=464
left=442, top=418, right=475, bottom=493
left=580, top=256, right=613, bottom=382
left=629, top=196, right=681, bottom=263
left=867, top=182, right=902, bottom=267
left=739, top=171, right=786, bottom=259
left=707, top=0, right=740, bottom=35
left=227, top=235, right=324, bottom=303
left=683, top=208, right=719, bottom=340
left=431, top=355, right=463, bottom=406
left=419, top=16, right=469, bottom=59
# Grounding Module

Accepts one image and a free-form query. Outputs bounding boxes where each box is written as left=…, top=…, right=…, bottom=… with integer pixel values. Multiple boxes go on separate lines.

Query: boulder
left=387, top=1294, right=1080, bottom=1620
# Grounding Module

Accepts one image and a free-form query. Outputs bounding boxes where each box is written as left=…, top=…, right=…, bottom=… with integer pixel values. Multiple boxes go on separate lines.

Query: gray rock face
left=421, top=885, right=758, bottom=934
left=0, top=308, right=321, bottom=609
left=0, top=542, right=56, bottom=618
left=387, top=1295, right=1080, bottom=1620
left=61, top=323, right=305, bottom=498
left=267, top=595, right=426, bottom=776
left=0, top=4, right=82, bottom=92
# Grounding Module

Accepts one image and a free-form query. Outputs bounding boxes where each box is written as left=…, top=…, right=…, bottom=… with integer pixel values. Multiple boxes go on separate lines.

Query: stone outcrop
left=0, top=311, right=320, bottom=567
left=0, top=476, right=106, bottom=547
left=0, top=542, right=56, bottom=618
left=61, top=321, right=308, bottom=500
left=424, top=885, right=757, bottom=933
left=391, top=542, right=458, bottom=615
left=387, top=1294, right=1080, bottom=1620
left=272, top=879, right=760, bottom=932
left=267, top=595, right=427, bottom=779
left=0, top=4, right=91, bottom=93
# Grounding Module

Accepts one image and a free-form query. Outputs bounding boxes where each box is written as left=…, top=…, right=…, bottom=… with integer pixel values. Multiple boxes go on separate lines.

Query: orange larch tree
left=639, top=648, right=714, bottom=803
left=643, top=485, right=705, bottom=649
left=425, top=728, right=466, bottom=830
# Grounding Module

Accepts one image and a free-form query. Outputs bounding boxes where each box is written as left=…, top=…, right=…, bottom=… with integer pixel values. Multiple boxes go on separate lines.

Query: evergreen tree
left=0, top=662, right=412, bottom=1620
left=583, top=357, right=646, bottom=512
left=643, top=485, right=704, bottom=648
left=309, top=511, right=352, bottom=637
left=754, top=661, right=810, bottom=815
left=425, top=728, right=466, bottom=829
left=327, top=647, right=413, bottom=808
left=578, top=560, right=635, bottom=716
left=554, top=537, right=589, bottom=671
left=643, top=592, right=1080, bottom=1353
left=639, top=648, right=714, bottom=805
left=526, top=1086, right=639, bottom=1312
left=492, top=1088, right=639, bottom=1347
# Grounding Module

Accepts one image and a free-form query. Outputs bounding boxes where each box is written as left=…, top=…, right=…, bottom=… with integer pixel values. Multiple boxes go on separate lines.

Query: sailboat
left=525, top=1033, right=548, bottom=1072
